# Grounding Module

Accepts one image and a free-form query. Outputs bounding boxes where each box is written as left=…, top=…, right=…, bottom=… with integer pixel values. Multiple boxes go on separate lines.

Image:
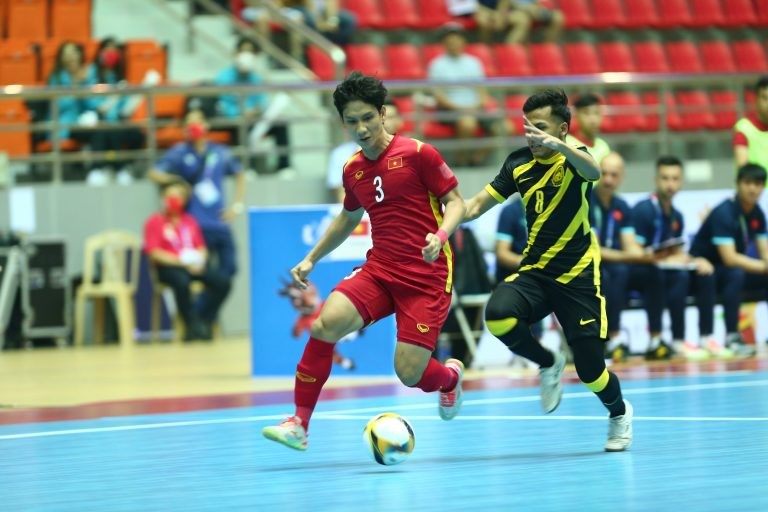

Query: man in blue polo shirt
left=630, top=156, right=713, bottom=360
left=690, top=164, right=768, bottom=358
left=589, top=152, right=649, bottom=362
left=148, top=109, right=246, bottom=339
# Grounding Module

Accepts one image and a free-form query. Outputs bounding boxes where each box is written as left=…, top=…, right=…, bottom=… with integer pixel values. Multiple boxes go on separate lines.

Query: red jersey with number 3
left=341, top=134, right=458, bottom=289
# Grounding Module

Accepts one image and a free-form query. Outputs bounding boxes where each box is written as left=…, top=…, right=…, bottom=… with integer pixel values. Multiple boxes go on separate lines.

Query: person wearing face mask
left=147, top=110, right=245, bottom=339
left=85, top=37, right=146, bottom=185
left=214, top=37, right=292, bottom=173
left=143, top=184, right=230, bottom=341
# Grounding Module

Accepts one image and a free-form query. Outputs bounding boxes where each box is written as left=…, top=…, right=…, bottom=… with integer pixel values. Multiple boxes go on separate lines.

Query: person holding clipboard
left=630, top=156, right=713, bottom=361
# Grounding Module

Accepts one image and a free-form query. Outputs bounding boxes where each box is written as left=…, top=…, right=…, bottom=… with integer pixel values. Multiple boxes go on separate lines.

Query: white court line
left=1, top=378, right=766, bottom=441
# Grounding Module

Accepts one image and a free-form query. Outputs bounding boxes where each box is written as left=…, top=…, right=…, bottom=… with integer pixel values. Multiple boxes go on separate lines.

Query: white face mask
left=235, top=51, right=256, bottom=73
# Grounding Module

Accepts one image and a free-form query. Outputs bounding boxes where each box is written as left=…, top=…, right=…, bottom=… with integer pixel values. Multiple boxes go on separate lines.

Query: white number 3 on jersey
left=373, top=175, right=384, bottom=202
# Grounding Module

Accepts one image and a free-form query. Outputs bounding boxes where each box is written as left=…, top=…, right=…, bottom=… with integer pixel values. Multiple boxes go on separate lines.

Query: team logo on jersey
left=551, top=165, right=565, bottom=187
left=387, top=156, right=403, bottom=170
left=416, top=323, right=430, bottom=333
left=355, top=170, right=365, bottom=180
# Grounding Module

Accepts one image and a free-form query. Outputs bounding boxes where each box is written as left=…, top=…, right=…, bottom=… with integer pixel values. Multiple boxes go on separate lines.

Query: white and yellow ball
left=362, top=412, right=415, bottom=466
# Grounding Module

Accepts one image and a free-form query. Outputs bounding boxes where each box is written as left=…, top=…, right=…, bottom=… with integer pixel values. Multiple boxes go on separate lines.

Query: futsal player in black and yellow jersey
left=463, top=89, right=633, bottom=451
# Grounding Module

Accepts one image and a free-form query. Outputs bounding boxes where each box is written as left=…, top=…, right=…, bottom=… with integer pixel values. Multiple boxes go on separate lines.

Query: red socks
left=414, top=358, right=458, bottom=393
left=294, top=337, right=335, bottom=431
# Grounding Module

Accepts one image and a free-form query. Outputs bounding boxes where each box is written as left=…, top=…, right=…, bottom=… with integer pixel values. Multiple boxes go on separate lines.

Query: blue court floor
left=1, top=369, right=767, bottom=512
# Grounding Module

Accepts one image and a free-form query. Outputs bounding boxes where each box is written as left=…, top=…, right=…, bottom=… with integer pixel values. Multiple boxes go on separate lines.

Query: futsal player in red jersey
left=262, top=72, right=467, bottom=451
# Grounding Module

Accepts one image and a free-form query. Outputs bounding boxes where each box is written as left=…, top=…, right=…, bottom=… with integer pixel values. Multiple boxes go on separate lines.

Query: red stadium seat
left=632, top=41, right=670, bottom=73
left=505, top=94, right=527, bottom=134
left=757, top=0, right=768, bottom=25
left=722, top=0, right=758, bottom=27
left=731, top=40, right=768, bottom=72
left=465, top=43, right=497, bottom=77
left=656, top=0, right=692, bottom=28
left=597, top=41, right=635, bottom=72
left=699, top=40, right=737, bottom=73
left=673, top=90, right=715, bottom=131
left=529, top=43, right=567, bottom=75
left=384, top=44, right=425, bottom=79
left=124, top=39, right=167, bottom=84
left=7, top=0, right=48, bottom=40
left=0, top=39, right=37, bottom=85
left=688, top=0, right=726, bottom=27
left=377, top=0, right=418, bottom=30
left=345, top=44, right=388, bottom=78
left=623, top=0, right=659, bottom=29
left=590, top=0, right=626, bottom=29
left=413, top=0, right=452, bottom=29
left=390, top=95, right=415, bottom=134
left=642, top=91, right=683, bottom=131
left=553, top=0, right=594, bottom=29
left=664, top=41, right=703, bottom=73
left=51, top=0, right=92, bottom=41
left=603, top=91, right=648, bottom=132
left=0, top=99, right=31, bottom=157
left=341, top=0, right=383, bottom=29
left=306, top=45, right=336, bottom=81
left=493, top=43, right=532, bottom=77
left=564, top=42, right=601, bottom=75
left=710, top=90, right=739, bottom=130
left=421, top=43, right=444, bottom=68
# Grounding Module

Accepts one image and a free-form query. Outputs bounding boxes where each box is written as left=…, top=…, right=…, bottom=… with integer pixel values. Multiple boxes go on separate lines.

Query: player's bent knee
left=582, top=368, right=610, bottom=393
left=486, top=316, right=518, bottom=337
left=394, top=361, right=423, bottom=387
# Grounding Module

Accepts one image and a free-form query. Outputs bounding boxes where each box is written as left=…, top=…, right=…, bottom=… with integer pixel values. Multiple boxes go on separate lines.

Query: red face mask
left=100, top=48, right=121, bottom=69
left=186, top=122, right=207, bottom=141
left=164, top=195, right=184, bottom=216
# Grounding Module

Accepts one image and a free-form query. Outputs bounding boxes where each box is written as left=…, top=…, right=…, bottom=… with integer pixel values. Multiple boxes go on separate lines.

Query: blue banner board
left=248, top=205, right=397, bottom=376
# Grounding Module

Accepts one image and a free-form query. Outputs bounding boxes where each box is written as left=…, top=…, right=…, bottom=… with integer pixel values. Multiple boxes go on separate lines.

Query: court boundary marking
left=1, top=378, right=766, bottom=441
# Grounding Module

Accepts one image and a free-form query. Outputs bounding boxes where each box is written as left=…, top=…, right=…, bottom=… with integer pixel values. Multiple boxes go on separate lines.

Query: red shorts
left=333, top=261, right=452, bottom=351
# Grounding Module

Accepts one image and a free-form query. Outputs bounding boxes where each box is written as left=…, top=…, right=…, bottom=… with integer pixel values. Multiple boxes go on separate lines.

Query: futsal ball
left=363, top=412, right=415, bottom=466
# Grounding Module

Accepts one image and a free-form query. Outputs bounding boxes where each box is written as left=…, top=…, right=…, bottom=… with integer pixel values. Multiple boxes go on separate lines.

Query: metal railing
left=0, top=71, right=759, bottom=183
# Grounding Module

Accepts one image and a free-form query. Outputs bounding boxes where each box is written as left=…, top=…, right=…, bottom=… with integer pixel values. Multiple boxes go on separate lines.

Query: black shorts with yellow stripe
left=496, top=269, right=608, bottom=343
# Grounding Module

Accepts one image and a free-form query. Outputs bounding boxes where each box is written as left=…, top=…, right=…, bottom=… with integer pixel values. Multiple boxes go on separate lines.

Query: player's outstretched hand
left=290, top=259, right=315, bottom=289
left=422, top=233, right=442, bottom=263
left=523, top=116, right=562, bottom=151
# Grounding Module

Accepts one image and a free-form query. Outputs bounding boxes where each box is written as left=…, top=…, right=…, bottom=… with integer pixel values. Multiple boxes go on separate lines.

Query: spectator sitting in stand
left=215, top=37, right=292, bottom=173
left=86, top=37, right=147, bottom=186
left=474, top=0, right=564, bottom=44
left=427, top=22, right=507, bottom=167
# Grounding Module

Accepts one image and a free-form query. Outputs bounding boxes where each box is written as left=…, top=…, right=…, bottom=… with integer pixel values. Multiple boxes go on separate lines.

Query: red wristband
left=435, top=229, right=449, bottom=245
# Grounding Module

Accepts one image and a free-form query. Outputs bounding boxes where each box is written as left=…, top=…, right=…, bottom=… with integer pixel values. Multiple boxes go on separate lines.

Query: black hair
left=95, top=36, right=126, bottom=83
left=573, top=92, right=602, bottom=109
left=523, top=89, right=571, bottom=126
left=235, top=36, right=259, bottom=53
left=756, top=75, right=768, bottom=91
left=737, top=163, right=767, bottom=183
left=50, top=41, right=86, bottom=80
left=333, top=71, right=388, bottom=118
left=655, top=155, right=683, bottom=172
